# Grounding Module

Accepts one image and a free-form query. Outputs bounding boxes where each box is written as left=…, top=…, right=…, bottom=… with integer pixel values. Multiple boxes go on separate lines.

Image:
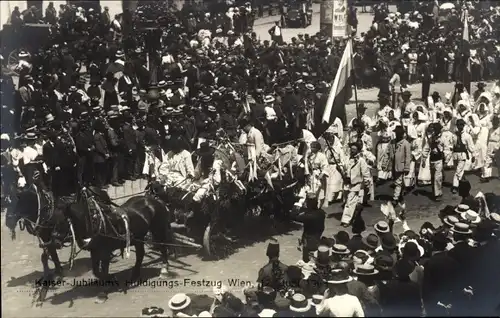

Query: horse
left=8, top=183, right=75, bottom=305
left=63, top=186, right=174, bottom=303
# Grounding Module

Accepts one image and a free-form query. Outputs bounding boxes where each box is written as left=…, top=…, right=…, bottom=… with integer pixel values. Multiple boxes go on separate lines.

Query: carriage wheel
left=202, top=222, right=230, bottom=258
left=7, top=50, right=20, bottom=76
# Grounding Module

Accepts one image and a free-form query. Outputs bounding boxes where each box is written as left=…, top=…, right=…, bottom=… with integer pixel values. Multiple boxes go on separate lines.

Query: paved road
left=2, top=10, right=499, bottom=318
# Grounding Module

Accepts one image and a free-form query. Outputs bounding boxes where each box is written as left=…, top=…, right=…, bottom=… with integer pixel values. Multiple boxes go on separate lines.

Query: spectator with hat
left=316, top=269, right=364, bottom=317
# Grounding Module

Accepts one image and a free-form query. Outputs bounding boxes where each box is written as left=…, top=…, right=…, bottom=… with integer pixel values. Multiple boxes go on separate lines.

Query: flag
left=462, top=9, right=471, bottom=93
left=318, top=39, right=353, bottom=135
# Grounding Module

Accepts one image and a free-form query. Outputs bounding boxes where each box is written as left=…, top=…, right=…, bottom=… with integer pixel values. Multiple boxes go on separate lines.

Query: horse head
left=9, top=185, right=55, bottom=239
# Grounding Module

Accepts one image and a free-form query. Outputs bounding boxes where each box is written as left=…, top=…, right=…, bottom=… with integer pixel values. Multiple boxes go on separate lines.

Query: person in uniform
left=340, top=142, right=372, bottom=227
left=290, top=192, right=326, bottom=262
left=257, top=240, right=288, bottom=292
left=388, top=125, right=412, bottom=209
left=451, top=119, right=475, bottom=194
left=421, top=123, right=445, bottom=201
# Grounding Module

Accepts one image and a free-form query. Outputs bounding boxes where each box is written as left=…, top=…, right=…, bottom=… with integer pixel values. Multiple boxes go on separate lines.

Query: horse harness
left=21, top=184, right=55, bottom=237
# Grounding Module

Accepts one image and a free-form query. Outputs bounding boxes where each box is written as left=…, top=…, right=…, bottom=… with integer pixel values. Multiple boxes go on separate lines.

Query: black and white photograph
left=1, top=0, right=499, bottom=316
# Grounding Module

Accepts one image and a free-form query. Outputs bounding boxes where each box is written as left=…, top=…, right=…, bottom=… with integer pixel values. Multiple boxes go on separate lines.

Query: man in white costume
left=451, top=119, right=476, bottom=194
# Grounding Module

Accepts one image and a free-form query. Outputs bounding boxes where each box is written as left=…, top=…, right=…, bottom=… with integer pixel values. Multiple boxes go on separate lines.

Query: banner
left=332, top=0, right=348, bottom=38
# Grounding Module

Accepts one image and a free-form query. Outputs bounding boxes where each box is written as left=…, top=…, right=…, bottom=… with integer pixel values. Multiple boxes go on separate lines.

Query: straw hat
left=460, top=210, right=481, bottom=224
left=168, top=293, right=191, bottom=311
left=289, top=294, right=311, bottom=313
left=450, top=222, right=473, bottom=235
left=353, top=264, right=379, bottom=276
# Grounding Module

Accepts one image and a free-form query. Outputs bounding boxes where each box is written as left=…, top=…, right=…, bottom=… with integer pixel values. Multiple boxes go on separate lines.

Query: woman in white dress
left=440, top=108, right=456, bottom=168
left=474, top=103, right=491, bottom=172
left=374, top=117, right=393, bottom=182
left=319, top=131, right=346, bottom=206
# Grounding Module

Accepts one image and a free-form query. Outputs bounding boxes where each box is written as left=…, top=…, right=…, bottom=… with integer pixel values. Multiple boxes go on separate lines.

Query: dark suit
left=93, top=132, right=109, bottom=186
left=257, top=260, right=288, bottom=291
left=43, top=139, right=77, bottom=196
left=74, top=129, right=95, bottom=186
left=290, top=207, right=326, bottom=262
left=122, top=123, right=138, bottom=179
left=347, top=280, right=381, bottom=315
left=423, top=251, right=460, bottom=316
left=379, top=280, right=422, bottom=317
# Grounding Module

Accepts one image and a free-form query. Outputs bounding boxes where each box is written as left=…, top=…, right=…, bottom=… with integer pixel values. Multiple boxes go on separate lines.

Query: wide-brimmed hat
left=19, top=50, right=29, bottom=58
left=325, top=269, right=353, bottom=284
left=310, top=294, right=323, bottom=307
left=115, top=50, right=124, bottom=58
left=289, top=293, right=311, bottom=313
left=443, top=215, right=460, bottom=227
left=374, top=221, right=390, bottom=233
left=197, top=142, right=215, bottom=157
left=455, top=204, right=470, bottom=214
left=23, top=132, right=38, bottom=140
left=168, top=293, right=191, bottom=311
left=263, top=95, right=275, bottom=104
left=69, top=86, right=77, bottom=92
left=305, top=83, right=315, bottom=91
left=460, top=210, right=481, bottom=224
left=451, top=222, right=473, bottom=235
left=207, top=105, right=217, bottom=113
left=402, top=91, right=412, bottom=96
left=353, top=264, right=379, bottom=276
left=331, top=244, right=350, bottom=255
left=362, top=233, right=379, bottom=250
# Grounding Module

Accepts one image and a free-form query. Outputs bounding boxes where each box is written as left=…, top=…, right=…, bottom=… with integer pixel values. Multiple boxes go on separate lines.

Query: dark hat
left=419, top=221, right=436, bottom=236
left=431, top=232, right=448, bottom=249
left=196, top=142, right=215, bottom=157
left=313, top=245, right=332, bottom=265
left=266, top=239, right=280, bottom=258
left=362, top=233, right=379, bottom=250
left=380, top=233, right=397, bottom=251
left=374, top=253, right=395, bottom=271
left=402, top=91, right=412, bottom=96
left=334, top=231, right=350, bottom=245
left=477, top=82, right=486, bottom=88
left=431, top=91, right=440, bottom=98
left=357, top=102, right=367, bottom=109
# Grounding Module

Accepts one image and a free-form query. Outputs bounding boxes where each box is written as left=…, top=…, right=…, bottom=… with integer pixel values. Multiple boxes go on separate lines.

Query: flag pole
left=347, top=27, right=360, bottom=120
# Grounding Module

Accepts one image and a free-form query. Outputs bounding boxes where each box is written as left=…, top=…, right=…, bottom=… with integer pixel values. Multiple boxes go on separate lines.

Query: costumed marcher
left=451, top=119, right=475, bottom=193
left=340, top=142, right=371, bottom=227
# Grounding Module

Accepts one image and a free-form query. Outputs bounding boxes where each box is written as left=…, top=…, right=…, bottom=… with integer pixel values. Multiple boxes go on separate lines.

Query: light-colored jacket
left=345, top=155, right=372, bottom=192
left=388, top=139, right=412, bottom=173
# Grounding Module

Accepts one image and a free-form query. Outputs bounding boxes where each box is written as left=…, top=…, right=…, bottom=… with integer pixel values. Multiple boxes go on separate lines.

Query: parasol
left=439, top=3, right=455, bottom=10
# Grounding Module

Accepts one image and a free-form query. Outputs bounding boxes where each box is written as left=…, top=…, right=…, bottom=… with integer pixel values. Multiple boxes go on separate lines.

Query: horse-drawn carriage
left=1, top=22, right=53, bottom=76
left=282, top=0, right=313, bottom=28
left=149, top=139, right=302, bottom=258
